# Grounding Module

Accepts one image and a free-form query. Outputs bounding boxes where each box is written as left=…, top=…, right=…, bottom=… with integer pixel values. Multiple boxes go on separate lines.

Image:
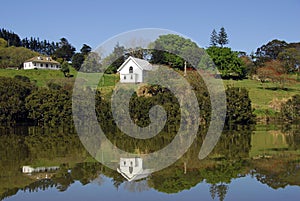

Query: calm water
left=0, top=124, right=300, bottom=201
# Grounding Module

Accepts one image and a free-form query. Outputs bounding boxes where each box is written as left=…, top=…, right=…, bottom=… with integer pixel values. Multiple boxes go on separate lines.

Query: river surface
left=0, top=124, right=299, bottom=201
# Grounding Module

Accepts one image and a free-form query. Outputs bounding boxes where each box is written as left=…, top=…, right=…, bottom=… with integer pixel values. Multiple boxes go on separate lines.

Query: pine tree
left=218, top=27, right=229, bottom=47
left=210, top=29, right=218, bottom=46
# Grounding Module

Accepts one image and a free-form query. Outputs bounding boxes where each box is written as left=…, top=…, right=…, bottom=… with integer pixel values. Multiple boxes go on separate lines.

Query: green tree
left=225, top=87, right=255, bottom=126
left=278, top=47, right=300, bottom=73
left=255, top=39, right=288, bottom=66
left=281, top=94, right=300, bottom=122
left=53, top=38, right=76, bottom=61
left=81, top=52, right=102, bottom=72
left=0, top=76, right=36, bottom=124
left=72, top=44, right=93, bottom=71
left=103, top=43, right=126, bottom=73
left=206, top=46, right=246, bottom=79
left=210, top=29, right=218, bottom=46
left=80, top=44, right=92, bottom=55
left=0, top=28, right=21, bottom=46
left=150, top=34, right=203, bottom=69
left=72, top=53, right=85, bottom=71
left=25, top=88, right=72, bottom=126
left=218, top=27, right=229, bottom=47
left=61, top=61, right=70, bottom=77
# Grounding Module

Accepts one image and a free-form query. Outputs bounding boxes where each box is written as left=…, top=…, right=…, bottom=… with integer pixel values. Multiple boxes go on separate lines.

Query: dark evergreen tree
left=80, top=44, right=92, bottom=55
left=0, top=28, right=21, bottom=46
left=53, top=38, right=76, bottom=61
left=218, top=27, right=229, bottom=47
left=210, top=29, right=218, bottom=46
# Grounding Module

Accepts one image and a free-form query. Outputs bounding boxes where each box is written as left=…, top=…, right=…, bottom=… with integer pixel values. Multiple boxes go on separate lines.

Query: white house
left=117, top=56, right=153, bottom=83
left=117, top=157, right=151, bottom=181
left=23, top=56, right=60, bottom=70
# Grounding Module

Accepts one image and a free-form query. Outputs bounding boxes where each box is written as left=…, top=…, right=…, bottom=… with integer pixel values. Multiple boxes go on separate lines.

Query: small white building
left=117, top=157, right=151, bottom=181
left=23, top=56, right=60, bottom=70
left=117, top=56, right=153, bottom=83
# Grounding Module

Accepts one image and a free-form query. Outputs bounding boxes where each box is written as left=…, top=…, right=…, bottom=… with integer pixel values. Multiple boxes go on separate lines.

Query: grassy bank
left=224, top=78, right=300, bottom=118
left=0, top=68, right=78, bottom=87
left=1, top=68, right=299, bottom=119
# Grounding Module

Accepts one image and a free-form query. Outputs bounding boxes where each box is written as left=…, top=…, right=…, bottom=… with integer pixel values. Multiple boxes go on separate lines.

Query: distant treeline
left=0, top=28, right=58, bottom=55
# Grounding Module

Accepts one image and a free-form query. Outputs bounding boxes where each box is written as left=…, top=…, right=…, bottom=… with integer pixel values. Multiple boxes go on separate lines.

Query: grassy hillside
left=224, top=78, right=300, bottom=116
left=1, top=67, right=299, bottom=118
left=0, top=68, right=78, bottom=87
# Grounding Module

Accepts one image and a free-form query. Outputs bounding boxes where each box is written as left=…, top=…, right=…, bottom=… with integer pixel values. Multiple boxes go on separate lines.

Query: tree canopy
left=206, top=46, right=246, bottom=79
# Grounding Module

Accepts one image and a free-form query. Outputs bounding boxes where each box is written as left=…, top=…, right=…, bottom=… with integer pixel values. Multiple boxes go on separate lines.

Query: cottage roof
left=117, top=56, right=153, bottom=72
left=25, top=56, right=60, bottom=65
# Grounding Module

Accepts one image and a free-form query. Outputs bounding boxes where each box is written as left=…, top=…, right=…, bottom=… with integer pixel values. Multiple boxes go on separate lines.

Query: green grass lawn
left=224, top=78, right=300, bottom=116
left=0, top=67, right=78, bottom=87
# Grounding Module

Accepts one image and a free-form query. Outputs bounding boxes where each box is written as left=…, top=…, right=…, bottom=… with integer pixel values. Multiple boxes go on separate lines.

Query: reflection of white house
left=23, top=56, right=61, bottom=70
left=117, top=157, right=151, bottom=181
left=22, top=165, right=59, bottom=173
left=117, top=56, right=153, bottom=83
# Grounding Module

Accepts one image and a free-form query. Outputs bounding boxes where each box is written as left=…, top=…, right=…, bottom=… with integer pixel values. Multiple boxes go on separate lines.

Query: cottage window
left=46, top=64, right=49, bottom=67
left=40, top=64, right=43, bottom=67
left=124, top=75, right=126, bottom=80
left=129, top=66, right=133, bottom=73
left=33, top=63, right=36, bottom=66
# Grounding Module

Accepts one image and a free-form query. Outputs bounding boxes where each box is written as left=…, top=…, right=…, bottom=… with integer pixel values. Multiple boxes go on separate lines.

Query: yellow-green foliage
left=0, top=46, right=39, bottom=68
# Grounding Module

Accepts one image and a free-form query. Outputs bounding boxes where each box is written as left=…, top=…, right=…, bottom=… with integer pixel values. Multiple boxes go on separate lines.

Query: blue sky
left=0, top=0, right=299, bottom=54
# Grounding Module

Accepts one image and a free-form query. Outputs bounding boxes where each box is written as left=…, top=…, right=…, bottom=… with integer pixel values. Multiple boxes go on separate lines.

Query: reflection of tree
left=148, top=166, right=204, bottom=194
left=123, top=180, right=150, bottom=192
left=210, top=183, right=229, bottom=201
left=282, top=125, right=300, bottom=150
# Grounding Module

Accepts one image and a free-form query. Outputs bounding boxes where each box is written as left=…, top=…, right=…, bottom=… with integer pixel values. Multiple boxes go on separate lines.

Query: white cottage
left=117, top=157, right=151, bottom=181
left=117, top=56, right=153, bottom=83
left=23, top=56, right=60, bottom=70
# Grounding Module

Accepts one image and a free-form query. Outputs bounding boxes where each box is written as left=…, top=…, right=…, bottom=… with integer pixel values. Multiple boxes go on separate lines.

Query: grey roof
left=117, top=56, right=153, bottom=71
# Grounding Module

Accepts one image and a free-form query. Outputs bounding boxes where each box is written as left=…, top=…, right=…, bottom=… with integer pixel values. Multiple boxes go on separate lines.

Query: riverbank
left=1, top=68, right=299, bottom=120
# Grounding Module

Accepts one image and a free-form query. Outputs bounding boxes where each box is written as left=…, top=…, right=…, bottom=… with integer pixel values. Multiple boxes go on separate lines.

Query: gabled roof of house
left=24, top=56, right=60, bottom=65
left=117, top=168, right=152, bottom=182
left=117, top=56, right=153, bottom=72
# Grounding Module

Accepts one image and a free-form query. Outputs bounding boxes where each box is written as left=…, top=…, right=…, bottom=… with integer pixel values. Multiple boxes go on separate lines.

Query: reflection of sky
left=6, top=175, right=300, bottom=201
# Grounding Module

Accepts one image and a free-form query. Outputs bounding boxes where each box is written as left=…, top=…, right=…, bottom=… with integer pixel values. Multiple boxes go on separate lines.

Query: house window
left=51, top=64, right=53, bottom=67
left=129, top=66, right=133, bottom=73
left=130, top=74, right=133, bottom=79
left=124, top=75, right=126, bottom=80
left=33, top=63, right=36, bottom=66
left=46, top=64, right=49, bottom=67
left=40, top=63, right=43, bottom=67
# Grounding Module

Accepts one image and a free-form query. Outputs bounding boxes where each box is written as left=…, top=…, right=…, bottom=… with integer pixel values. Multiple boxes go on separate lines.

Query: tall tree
left=103, top=43, right=126, bottom=73
left=72, top=53, right=85, bottom=71
left=218, top=27, right=229, bottom=47
left=209, top=29, right=218, bottom=46
left=278, top=47, right=300, bottom=73
left=150, top=34, right=203, bottom=69
left=53, top=38, right=76, bottom=61
left=0, top=28, right=21, bottom=47
left=255, top=39, right=288, bottom=66
left=80, top=44, right=92, bottom=55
